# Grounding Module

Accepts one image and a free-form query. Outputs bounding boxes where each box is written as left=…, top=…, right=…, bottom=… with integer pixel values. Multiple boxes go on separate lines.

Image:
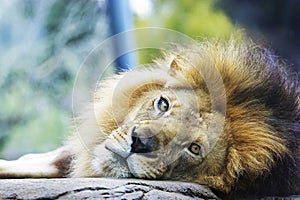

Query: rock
left=0, top=178, right=219, bottom=199
left=1, top=178, right=299, bottom=199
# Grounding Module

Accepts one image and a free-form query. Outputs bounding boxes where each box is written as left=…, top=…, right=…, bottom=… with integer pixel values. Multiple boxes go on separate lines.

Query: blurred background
left=0, top=0, right=299, bottom=159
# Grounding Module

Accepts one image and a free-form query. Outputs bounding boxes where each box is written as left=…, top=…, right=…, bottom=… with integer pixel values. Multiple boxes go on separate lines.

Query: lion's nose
left=131, top=136, right=153, bottom=153
left=130, top=127, right=154, bottom=153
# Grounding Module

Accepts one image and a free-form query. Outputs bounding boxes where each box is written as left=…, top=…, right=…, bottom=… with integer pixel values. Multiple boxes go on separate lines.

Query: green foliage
left=163, top=0, right=234, bottom=38
left=1, top=106, right=71, bottom=159
left=135, top=0, right=238, bottom=63
left=0, top=0, right=109, bottom=159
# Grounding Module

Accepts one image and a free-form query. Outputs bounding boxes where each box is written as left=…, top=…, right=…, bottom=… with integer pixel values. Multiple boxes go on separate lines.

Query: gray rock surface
left=0, top=178, right=219, bottom=199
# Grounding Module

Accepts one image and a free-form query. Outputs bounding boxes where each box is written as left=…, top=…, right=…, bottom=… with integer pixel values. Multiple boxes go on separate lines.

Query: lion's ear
left=168, top=55, right=181, bottom=77
left=170, top=55, right=181, bottom=71
left=169, top=51, right=191, bottom=72
left=169, top=50, right=200, bottom=73
left=168, top=50, right=205, bottom=87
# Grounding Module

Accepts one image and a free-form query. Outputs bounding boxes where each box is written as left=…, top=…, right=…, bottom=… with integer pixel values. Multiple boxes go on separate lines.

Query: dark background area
left=217, top=0, right=300, bottom=71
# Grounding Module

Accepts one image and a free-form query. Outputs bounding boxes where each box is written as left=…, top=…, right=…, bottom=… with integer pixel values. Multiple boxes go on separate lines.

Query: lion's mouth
left=126, top=153, right=167, bottom=179
left=104, top=126, right=133, bottom=158
left=105, top=124, right=160, bottom=158
left=105, top=125, right=168, bottom=179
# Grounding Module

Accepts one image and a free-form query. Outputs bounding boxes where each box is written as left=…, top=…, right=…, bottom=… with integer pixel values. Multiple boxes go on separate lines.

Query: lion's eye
left=188, top=143, right=201, bottom=156
left=154, top=96, right=170, bottom=112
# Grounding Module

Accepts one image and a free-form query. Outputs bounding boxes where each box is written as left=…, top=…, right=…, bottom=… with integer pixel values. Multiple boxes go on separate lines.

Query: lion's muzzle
left=104, top=123, right=170, bottom=179
left=105, top=124, right=160, bottom=157
left=104, top=125, right=134, bottom=158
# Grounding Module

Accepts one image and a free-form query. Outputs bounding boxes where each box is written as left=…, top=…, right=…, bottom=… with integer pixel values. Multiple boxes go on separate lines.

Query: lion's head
left=104, top=86, right=216, bottom=180
left=87, top=45, right=227, bottom=183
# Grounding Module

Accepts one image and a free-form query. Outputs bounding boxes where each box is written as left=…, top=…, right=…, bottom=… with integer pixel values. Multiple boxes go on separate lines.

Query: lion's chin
left=126, top=154, right=167, bottom=179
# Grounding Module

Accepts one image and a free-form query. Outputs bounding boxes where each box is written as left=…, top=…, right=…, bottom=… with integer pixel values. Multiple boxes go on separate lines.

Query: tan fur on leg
left=0, top=147, right=72, bottom=178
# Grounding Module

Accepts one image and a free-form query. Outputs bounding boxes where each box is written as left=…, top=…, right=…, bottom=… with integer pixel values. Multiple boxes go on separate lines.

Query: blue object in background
left=107, top=0, right=137, bottom=72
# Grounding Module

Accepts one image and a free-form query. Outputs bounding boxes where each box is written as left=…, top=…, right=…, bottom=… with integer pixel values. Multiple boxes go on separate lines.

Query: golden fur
left=67, top=38, right=300, bottom=197
left=1, top=38, right=299, bottom=198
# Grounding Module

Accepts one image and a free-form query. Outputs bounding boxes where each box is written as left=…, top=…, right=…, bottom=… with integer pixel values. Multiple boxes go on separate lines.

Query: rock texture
left=1, top=178, right=300, bottom=199
left=0, top=178, right=219, bottom=199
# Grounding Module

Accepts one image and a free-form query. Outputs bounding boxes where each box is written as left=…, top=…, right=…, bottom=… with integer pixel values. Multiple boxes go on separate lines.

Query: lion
left=0, top=38, right=299, bottom=198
